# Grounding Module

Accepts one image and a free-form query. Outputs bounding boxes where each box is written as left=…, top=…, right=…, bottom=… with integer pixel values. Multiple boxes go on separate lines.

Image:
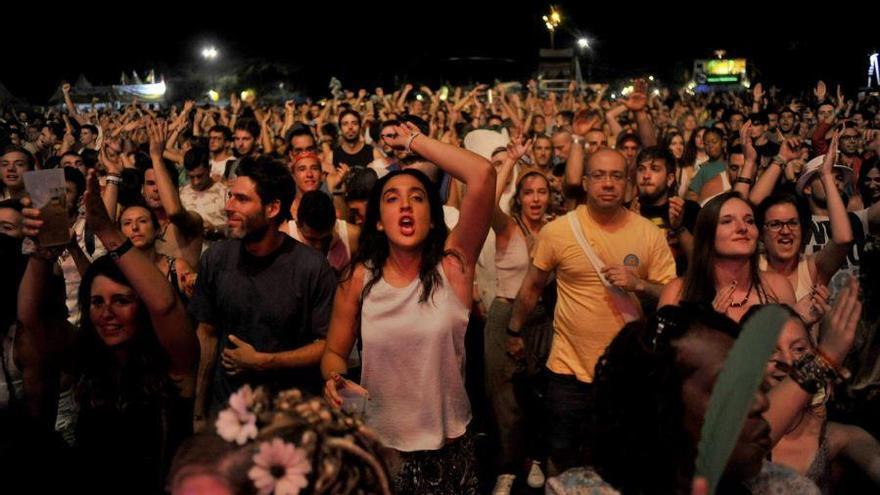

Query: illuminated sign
left=692, top=58, right=748, bottom=89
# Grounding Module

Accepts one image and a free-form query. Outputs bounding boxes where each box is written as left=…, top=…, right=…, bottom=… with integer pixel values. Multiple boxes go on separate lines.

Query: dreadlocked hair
left=169, top=387, right=393, bottom=495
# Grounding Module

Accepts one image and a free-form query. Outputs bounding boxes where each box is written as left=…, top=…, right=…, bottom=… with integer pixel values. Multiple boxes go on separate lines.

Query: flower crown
left=215, top=385, right=390, bottom=495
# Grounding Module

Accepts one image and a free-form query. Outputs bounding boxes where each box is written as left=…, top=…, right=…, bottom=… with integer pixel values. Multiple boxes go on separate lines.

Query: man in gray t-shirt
left=188, top=157, right=335, bottom=420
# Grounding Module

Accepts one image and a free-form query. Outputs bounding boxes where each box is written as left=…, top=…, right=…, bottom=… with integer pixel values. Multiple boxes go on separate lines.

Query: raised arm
left=82, top=170, right=197, bottom=376
left=733, top=122, right=758, bottom=197
left=748, top=137, right=800, bottom=205
left=14, top=250, right=65, bottom=428
left=147, top=120, right=203, bottom=236
left=625, top=87, right=657, bottom=147
left=383, top=122, right=496, bottom=265
left=605, top=104, right=626, bottom=142
left=61, top=83, right=86, bottom=125
left=492, top=137, right=531, bottom=234
left=813, top=132, right=854, bottom=285
left=767, top=277, right=860, bottom=443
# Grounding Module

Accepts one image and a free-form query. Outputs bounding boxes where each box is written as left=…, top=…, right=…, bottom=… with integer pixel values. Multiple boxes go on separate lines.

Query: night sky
left=4, top=1, right=879, bottom=103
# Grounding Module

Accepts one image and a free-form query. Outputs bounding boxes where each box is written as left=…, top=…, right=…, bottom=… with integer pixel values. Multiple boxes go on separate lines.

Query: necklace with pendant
left=728, top=282, right=754, bottom=308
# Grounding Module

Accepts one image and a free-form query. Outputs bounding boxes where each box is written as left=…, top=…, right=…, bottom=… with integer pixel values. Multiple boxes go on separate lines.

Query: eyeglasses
left=764, top=220, right=800, bottom=232
left=588, top=171, right=626, bottom=183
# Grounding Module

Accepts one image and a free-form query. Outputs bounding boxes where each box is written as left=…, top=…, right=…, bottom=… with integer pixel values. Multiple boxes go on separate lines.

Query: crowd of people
left=1, top=75, right=880, bottom=494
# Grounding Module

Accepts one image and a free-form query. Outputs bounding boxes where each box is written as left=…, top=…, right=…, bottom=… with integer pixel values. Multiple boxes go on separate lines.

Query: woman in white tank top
left=755, top=153, right=852, bottom=330
left=757, top=192, right=853, bottom=328
left=320, top=122, right=494, bottom=493
left=485, top=139, right=552, bottom=484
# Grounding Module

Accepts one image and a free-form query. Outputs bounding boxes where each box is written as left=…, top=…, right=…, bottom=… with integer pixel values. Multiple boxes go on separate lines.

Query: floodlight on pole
left=201, top=46, right=218, bottom=60
left=542, top=6, right=562, bottom=49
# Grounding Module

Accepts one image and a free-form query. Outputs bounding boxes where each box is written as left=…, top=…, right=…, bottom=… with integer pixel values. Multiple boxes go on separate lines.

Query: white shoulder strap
left=567, top=211, right=612, bottom=288
left=567, top=210, right=641, bottom=323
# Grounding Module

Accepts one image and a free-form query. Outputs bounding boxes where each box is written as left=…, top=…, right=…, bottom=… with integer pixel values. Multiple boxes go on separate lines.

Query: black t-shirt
left=188, top=236, right=336, bottom=412
left=640, top=199, right=701, bottom=276
left=333, top=143, right=374, bottom=169
left=754, top=140, right=781, bottom=169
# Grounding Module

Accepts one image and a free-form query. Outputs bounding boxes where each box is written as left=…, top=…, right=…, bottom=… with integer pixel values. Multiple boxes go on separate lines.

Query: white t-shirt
left=180, top=181, right=228, bottom=230
left=209, top=156, right=235, bottom=179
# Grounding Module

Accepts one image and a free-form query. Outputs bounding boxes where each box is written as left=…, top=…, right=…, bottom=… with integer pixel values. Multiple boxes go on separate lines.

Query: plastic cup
left=23, top=169, right=69, bottom=247
left=338, top=386, right=367, bottom=417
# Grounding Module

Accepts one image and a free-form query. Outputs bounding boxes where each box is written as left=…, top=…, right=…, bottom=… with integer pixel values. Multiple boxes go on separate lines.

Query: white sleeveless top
left=759, top=255, right=814, bottom=301
left=360, top=263, right=472, bottom=452
left=699, top=171, right=732, bottom=207
left=495, top=228, right=531, bottom=299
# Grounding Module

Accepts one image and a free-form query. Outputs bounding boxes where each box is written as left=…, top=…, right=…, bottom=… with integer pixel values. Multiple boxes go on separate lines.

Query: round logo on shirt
left=623, top=254, right=640, bottom=267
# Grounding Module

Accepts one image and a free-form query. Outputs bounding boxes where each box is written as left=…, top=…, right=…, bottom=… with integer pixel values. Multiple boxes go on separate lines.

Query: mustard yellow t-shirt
left=532, top=206, right=676, bottom=382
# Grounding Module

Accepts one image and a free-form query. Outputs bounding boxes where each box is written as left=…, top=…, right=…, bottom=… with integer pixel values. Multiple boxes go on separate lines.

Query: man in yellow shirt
left=507, top=148, right=676, bottom=473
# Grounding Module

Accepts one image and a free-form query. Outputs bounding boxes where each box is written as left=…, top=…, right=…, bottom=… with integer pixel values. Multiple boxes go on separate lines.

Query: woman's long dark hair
left=343, top=169, right=454, bottom=303
left=859, top=156, right=880, bottom=207
left=681, top=127, right=704, bottom=168
left=592, top=303, right=741, bottom=494
left=682, top=192, right=769, bottom=304
left=74, top=256, right=174, bottom=412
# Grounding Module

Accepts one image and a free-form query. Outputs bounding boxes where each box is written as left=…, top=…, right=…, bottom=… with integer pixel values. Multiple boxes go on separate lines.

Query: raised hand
left=794, top=284, right=831, bottom=326
left=740, top=121, right=757, bottom=163
left=381, top=122, right=421, bottom=151
left=778, top=137, right=803, bottom=163
left=817, top=276, right=861, bottom=366
left=814, top=80, right=827, bottom=102
left=506, top=135, right=532, bottom=163
left=822, top=130, right=840, bottom=175
left=752, top=82, right=764, bottom=104
left=62, top=82, right=71, bottom=94
left=147, top=119, right=168, bottom=158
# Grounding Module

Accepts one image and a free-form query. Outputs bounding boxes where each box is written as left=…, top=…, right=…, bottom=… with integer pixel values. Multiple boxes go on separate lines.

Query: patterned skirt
left=392, top=429, right=479, bottom=494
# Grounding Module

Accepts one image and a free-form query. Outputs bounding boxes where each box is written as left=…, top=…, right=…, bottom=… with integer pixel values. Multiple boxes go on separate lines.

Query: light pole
left=200, top=46, right=219, bottom=102
left=542, top=7, right=562, bottom=49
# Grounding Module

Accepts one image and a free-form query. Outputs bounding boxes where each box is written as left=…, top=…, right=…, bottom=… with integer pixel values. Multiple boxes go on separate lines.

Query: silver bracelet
left=405, top=133, right=422, bottom=155
left=105, top=175, right=123, bottom=186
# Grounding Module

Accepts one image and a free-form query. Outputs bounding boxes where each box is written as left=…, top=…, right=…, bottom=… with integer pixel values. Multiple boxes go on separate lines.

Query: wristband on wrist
left=506, top=327, right=521, bottom=337
left=735, top=176, right=754, bottom=185
left=405, top=132, right=422, bottom=155
left=107, top=238, right=134, bottom=261
left=815, top=348, right=851, bottom=381
left=105, top=175, right=123, bottom=186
